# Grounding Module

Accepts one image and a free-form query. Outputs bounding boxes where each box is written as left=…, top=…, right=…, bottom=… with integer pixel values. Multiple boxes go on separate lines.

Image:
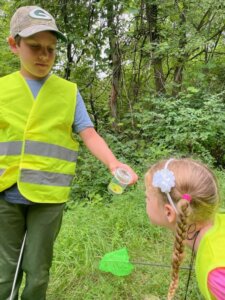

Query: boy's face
left=10, top=31, right=57, bottom=80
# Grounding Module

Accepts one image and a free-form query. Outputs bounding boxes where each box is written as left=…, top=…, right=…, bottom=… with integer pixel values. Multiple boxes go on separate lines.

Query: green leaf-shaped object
left=99, top=248, right=134, bottom=276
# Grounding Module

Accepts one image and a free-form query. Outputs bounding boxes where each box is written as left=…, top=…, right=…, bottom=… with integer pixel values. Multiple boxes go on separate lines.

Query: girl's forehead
left=144, top=171, right=152, bottom=184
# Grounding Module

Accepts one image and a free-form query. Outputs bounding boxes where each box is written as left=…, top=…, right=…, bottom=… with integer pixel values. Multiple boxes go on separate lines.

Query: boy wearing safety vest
left=0, top=6, right=138, bottom=299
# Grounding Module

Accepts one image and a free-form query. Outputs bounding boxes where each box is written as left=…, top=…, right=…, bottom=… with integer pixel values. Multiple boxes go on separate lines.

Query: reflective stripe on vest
left=0, top=141, right=22, bottom=155
left=25, top=140, right=78, bottom=162
left=20, top=169, right=74, bottom=186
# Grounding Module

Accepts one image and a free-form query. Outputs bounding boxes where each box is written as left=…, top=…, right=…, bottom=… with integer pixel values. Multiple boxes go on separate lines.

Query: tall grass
left=45, top=174, right=225, bottom=300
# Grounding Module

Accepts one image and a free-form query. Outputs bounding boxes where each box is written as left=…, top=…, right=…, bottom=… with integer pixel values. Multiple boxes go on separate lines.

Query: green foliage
left=0, top=1, right=20, bottom=76
left=69, top=147, right=112, bottom=205
left=118, top=92, right=225, bottom=167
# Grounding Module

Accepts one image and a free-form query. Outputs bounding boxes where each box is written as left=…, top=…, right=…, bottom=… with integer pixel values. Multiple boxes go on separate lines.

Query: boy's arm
left=79, top=127, right=138, bottom=184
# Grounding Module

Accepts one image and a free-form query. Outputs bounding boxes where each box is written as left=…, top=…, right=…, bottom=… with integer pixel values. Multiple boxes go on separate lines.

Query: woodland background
left=0, top=1, right=225, bottom=299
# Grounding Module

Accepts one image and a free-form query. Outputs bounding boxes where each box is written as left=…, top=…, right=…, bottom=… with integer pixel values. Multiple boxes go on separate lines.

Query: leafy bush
left=118, top=91, right=225, bottom=167
left=69, top=148, right=112, bottom=205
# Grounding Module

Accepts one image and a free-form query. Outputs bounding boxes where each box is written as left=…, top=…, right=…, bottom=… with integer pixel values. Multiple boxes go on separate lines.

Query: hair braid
left=167, top=200, right=190, bottom=300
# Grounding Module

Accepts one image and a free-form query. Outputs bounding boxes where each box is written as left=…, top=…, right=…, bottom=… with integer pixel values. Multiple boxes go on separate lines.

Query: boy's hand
left=109, top=162, right=138, bottom=185
left=79, top=128, right=138, bottom=185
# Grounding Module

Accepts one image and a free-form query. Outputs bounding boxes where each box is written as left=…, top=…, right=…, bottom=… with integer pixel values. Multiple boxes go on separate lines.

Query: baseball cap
left=10, top=6, right=67, bottom=42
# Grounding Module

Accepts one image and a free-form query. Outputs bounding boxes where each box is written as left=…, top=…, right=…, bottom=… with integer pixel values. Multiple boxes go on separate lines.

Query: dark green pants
left=0, top=198, right=65, bottom=300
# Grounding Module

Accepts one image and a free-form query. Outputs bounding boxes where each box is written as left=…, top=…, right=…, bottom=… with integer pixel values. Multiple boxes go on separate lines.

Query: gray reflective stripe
left=25, top=141, right=78, bottom=162
left=0, top=141, right=22, bottom=155
left=20, top=169, right=74, bottom=186
left=0, top=169, right=5, bottom=175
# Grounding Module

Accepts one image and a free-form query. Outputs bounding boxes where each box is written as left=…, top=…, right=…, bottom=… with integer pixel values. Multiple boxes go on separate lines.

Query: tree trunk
left=106, top=1, right=121, bottom=121
left=59, top=0, right=73, bottom=80
left=172, top=1, right=187, bottom=96
left=65, top=43, right=73, bottom=80
left=145, top=2, right=166, bottom=94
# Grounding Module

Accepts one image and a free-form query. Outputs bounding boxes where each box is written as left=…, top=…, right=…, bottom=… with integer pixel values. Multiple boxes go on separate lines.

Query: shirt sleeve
left=208, top=267, right=225, bottom=300
left=73, top=90, right=94, bottom=133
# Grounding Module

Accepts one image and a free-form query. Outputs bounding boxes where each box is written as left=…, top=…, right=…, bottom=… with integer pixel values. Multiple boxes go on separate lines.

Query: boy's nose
left=39, top=47, right=49, bottom=58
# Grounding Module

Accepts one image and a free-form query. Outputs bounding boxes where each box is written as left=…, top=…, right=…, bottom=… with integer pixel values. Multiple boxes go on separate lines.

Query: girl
left=145, top=158, right=225, bottom=300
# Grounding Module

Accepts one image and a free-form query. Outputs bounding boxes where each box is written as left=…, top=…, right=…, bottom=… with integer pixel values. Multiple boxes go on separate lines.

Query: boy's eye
left=28, top=44, right=55, bottom=54
left=47, top=48, right=56, bottom=53
left=29, top=45, right=40, bottom=49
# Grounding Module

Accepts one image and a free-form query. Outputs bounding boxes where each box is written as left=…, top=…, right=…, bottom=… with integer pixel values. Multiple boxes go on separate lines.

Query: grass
left=46, top=175, right=224, bottom=300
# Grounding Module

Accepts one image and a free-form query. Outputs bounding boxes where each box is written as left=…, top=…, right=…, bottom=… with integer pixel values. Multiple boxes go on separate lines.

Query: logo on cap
left=29, top=8, right=52, bottom=20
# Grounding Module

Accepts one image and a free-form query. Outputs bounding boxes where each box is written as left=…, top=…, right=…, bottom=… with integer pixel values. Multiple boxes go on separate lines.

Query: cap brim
left=18, top=25, right=67, bottom=42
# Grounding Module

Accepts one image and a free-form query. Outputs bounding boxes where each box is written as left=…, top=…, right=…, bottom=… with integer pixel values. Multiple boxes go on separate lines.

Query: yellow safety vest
left=195, top=213, right=225, bottom=299
left=0, top=71, right=79, bottom=203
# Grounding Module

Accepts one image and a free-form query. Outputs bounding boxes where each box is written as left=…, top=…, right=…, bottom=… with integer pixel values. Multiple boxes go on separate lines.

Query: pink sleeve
left=208, top=268, right=225, bottom=300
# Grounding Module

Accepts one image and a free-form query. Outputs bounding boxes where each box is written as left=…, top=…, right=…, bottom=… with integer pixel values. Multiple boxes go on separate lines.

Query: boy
left=0, top=6, right=138, bottom=300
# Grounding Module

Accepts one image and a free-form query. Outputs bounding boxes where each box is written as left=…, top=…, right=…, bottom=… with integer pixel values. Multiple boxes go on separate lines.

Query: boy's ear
left=7, top=36, right=19, bottom=54
left=164, top=204, right=176, bottom=224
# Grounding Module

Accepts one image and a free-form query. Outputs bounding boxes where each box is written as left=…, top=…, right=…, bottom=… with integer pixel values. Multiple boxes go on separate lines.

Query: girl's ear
left=164, top=204, right=177, bottom=224
left=7, top=36, right=19, bottom=54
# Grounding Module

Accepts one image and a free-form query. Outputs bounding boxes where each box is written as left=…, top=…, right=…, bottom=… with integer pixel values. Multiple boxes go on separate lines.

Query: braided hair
left=167, top=200, right=189, bottom=300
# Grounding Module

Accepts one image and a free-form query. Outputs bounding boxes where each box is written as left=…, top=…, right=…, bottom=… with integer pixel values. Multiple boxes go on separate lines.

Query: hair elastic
left=182, top=194, right=192, bottom=202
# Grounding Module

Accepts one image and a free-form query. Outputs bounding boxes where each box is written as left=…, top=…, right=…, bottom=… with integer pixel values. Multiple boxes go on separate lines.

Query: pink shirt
left=208, top=268, right=225, bottom=299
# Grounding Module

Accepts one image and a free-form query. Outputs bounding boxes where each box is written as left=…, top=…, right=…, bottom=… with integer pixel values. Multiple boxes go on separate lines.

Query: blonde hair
left=145, top=158, right=220, bottom=300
